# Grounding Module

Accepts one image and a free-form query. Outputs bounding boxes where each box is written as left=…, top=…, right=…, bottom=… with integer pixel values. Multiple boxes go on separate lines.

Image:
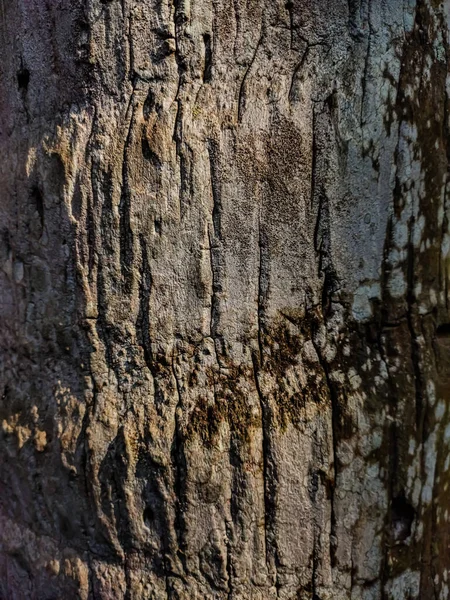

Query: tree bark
left=1, top=0, right=450, bottom=598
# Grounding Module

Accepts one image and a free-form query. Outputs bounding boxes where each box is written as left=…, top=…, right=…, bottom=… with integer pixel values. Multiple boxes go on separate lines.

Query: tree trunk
left=1, top=1, right=450, bottom=598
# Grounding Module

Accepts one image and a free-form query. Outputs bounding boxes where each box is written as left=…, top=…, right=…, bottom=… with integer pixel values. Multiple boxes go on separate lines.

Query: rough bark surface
left=1, top=0, right=450, bottom=598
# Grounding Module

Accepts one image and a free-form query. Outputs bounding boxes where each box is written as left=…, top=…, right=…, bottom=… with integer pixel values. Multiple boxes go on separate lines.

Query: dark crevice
left=314, top=186, right=340, bottom=316
left=143, top=89, right=155, bottom=120
left=207, top=138, right=227, bottom=366
left=225, top=516, right=233, bottom=599
left=257, top=222, right=269, bottom=366
left=391, top=493, right=415, bottom=543
left=250, top=351, right=279, bottom=588
left=30, top=186, right=44, bottom=229
left=172, top=0, right=190, bottom=220
left=119, top=90, right=136, bottom=293
left=124, top=556, right=132, bottom=600
left=309, top=449, right=322, bottom=600
left=179, top=148, right=194, bottom=217
left=360, top=3, right=373, bottom=129
left=207, top=139, right=222, bottom=241
left=347, top=0, right=362, bottom=37
left=136, top=235, right=155, bottom=378
left=310, top=333, right=339, bottom=568
left=17, top=66, right=30, bottom=91
left=309, top=98, right=341, bottom=571
left=86, top=180, right=96, bottom=279
left=284, top=1, right=294, bottom=48
left=436, top=323, right=450, bottom=338
left=203, top=34, right=212, bottom=83
left=143, top=506, right=154, bottom=529
left=309, top=104, right=318, bottom=205
left=170, top=353, right=188, bottom=577
left=311, top=539, right=318, bottom=600
left=207, top=227, right=226, bottom=368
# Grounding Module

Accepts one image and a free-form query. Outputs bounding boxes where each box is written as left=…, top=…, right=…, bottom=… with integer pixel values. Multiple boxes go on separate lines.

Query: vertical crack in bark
left=86, top=172, right=97, bottom=283
left=207, top=226, right=223, bottom=370
left=313, top=96, right=340, bottom=314
left=225, top=508, right=233, bottom=600
left=207, top=138, right=225, bottom=366
left=288, top=45, right=309, bottom=104
left=172, top=0, right=191, bottom=219
left=137, top=235, right=155, bottom=378
left=208, top=139, right=222, bottom=242
left=310, top=102, right=340, bottom=572
left=225, top=381, right=235, bottom=600
left=315, top=188, right=339, bottom=315
left=123, top=556, right=132, bottom=600
left=285, top=1, right=294, bottom=50
left=126, top=4, right=134, bottom=80
left=250, top=351, right=278, bottom=590
left=309, top=436, right=322, bottom=600
left=164, top=562, right=172, bottom=600
left=311, top=536, right=319, bottom=600
left=360, top=0, right=373, bottom=131
left=137, top=238, right=176, bottom=596
left=119, top=88, right=137, bottom=293
left=309, top=107, right=318, bottom=213
left=257, top=220, right=267, bottom=366
left=170, top=351, right=188, bottom=581
left=207, top=136, right=234, bottom=593
left=202, top=33, right=212, bottom=83
left=237, top=32, right=263, bottom=123
left=311, top=333, right=339, bottom=570
left=251, top=215, right=280, bottom=590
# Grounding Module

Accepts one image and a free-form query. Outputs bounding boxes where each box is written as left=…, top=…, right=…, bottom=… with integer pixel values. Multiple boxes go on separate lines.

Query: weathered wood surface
left=1, top=1, right=450, bottom=598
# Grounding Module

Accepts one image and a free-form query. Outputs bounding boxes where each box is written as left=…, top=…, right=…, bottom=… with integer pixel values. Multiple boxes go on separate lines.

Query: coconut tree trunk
left=1, top=0, right=450, bottom=598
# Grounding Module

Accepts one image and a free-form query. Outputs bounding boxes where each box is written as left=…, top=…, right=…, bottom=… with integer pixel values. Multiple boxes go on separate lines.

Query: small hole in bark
left=391, top=495, right=415, bottom=542
left=154, top=218, right=162, bottom=234
left=17, top=67, right=30, bottom=91
left=436, top=323, right=450, bottom=338
left=203, top=34, right=212, bottom=83
left=143, top=506, right=154, bottom=528
left=285, top=1, right=293, bottom=10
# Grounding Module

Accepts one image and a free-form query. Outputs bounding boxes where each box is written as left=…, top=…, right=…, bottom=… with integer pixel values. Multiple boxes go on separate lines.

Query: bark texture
left=1, top=0, right=450, bottom=598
